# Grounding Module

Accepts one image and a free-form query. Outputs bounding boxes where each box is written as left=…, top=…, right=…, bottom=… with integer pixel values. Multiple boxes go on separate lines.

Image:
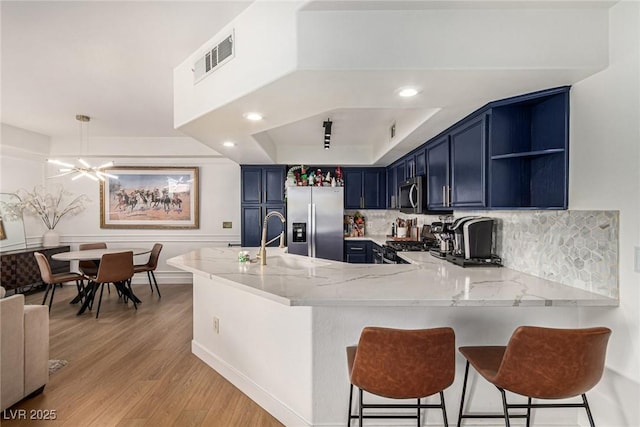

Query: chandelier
left=48, top=115, right=118, bottom=181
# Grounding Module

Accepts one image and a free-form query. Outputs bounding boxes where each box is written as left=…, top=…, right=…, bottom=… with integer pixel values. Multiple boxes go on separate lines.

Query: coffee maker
left=429, top=215, right=455, bottom=258
left=447, top=216, right=501, bottom=266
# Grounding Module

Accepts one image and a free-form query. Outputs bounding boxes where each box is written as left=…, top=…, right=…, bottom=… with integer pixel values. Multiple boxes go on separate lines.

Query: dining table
left=52, top=247, right=151, bottom=315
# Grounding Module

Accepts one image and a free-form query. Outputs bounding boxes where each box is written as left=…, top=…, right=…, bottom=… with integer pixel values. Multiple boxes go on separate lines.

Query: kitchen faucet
left=259, top=211, right=286, bottom=266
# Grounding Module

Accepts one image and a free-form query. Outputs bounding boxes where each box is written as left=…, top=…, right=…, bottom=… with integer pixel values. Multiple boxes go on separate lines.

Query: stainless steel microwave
left=398, top=176, right=425, bottom=214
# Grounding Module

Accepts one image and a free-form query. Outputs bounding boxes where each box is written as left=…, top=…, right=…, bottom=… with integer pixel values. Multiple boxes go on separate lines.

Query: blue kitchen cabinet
left=488, top=86, right=569, bottom=209
left=450, top=115, right=487, bottom=207
left=241, top=166, right=286, bottom=205
left=404, top=147, right=426, bottom=178
left=344, top=168, right=386, bottom=209
left=386, top=160, right=406, bottom=208
left=344, top=169, right=364, bottom=209
left=241, top=205, right=286, bottom=248
left=415, top=148, right=426, bottom=177
left=426, top=135, right=451, bottom=210
left=426, top=114, right=487, bottom=210
left=344, top=240, right=370, bottom=263
left=240, top=165, right=287, bottom=247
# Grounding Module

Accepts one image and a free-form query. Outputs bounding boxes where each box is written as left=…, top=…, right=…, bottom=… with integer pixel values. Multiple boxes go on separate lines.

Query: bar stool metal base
left=457, top=361, right=597, bottom=427
left=348, top=385, right=449, bottom=427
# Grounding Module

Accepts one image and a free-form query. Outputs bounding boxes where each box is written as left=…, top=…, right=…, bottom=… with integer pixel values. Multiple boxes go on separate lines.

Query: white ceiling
left=1, top=1, right=252, bottom=139
left=1, top=1, right=615, bottom=166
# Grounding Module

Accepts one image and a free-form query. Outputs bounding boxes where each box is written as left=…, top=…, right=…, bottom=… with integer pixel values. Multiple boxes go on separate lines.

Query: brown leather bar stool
left=457, top=326, right=611, bottom=427
left=34, top=252, right=86, bottom=311
left=346, top=326, right=455, bottom=426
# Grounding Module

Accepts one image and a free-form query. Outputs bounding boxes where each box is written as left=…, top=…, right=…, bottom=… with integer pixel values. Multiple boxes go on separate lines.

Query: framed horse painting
left=100, top=166, right=199, bottom=229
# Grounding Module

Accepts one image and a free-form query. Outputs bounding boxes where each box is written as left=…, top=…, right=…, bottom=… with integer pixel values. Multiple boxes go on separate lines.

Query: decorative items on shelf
left=2, top=184, right=89, bottom=247
left=285, top=165, right=344, bottom=188
left=344, top=211, right=366, bottom=237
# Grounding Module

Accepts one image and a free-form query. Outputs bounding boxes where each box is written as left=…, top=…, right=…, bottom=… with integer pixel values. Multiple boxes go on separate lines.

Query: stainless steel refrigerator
left=287, top=186, right=344, bottom=261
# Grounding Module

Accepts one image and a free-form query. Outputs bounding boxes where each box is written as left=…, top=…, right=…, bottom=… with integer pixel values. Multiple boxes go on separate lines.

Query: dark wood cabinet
left=240, top=165, right=287, bottom=247
left=0, top=246, right=70, bottom=293
left=344, top=168, right=386, bottom=209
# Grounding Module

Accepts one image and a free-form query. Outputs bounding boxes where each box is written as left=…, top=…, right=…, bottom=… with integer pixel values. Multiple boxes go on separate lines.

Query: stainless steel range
left=382, top=227, right=439, bottom=264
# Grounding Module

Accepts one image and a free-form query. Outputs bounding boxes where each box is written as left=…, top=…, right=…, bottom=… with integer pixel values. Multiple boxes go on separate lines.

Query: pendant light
left=48, top=115, right=118, bottom=181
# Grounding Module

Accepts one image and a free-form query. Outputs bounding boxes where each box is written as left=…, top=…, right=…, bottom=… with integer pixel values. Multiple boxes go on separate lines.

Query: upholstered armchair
left=0, top=287, right=49, bottom=411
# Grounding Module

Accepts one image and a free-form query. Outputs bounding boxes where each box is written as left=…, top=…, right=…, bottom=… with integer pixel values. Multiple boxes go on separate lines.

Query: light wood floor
left=2, top=283, right=283, bottom=427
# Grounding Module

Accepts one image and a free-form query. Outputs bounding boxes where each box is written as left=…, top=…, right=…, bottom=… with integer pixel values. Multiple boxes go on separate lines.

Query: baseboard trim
left=191, top=340, right=312, bottom=427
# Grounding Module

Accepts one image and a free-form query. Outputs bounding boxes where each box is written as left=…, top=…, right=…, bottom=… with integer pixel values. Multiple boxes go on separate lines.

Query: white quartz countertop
left=167, top=247, right=618, bottom=308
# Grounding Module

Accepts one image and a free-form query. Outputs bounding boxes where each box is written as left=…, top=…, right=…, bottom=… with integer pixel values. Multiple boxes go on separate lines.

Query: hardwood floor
left=2, top=283, right=283, bottom=427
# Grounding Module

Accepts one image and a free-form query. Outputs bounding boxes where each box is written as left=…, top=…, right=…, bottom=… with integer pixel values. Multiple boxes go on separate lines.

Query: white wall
left=569, top=2, right=640, bottom=426
left=1, top=126, right=242, bottom=285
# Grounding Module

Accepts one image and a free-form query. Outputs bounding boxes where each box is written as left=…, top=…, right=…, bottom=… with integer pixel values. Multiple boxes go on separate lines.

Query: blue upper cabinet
left=405, top=86, right=569, bottom=211
left=344, top=167, right=386, bottom=209
left=241, top=167, right=262, bottom=204
left=426, top=135, right=451, bottom=209
left=386, top=161, right=406, bottom=208
left=450, top=115, right=487, bottom=208
left=426, top=114, right=487, bottom=211
left=241, top=166, right=286, bottom=205
left=344, top=169, right=364, bottom=209
left=488, top=86, right=569, bottom=209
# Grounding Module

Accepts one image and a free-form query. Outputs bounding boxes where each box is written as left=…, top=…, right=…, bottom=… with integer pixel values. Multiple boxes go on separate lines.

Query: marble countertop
left=167, top=247, right=618, bottom=308
left=344, top=235, right=388, bottom=246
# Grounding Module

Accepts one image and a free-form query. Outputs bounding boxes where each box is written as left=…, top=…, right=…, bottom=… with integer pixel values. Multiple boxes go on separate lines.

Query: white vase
left=42, top=229, right=60, bottom=247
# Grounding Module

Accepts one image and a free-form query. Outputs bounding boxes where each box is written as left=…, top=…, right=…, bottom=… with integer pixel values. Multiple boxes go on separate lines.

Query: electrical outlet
left=213, top=317, right=220, bottom=334
left=223, top=221, right=232, bottom=229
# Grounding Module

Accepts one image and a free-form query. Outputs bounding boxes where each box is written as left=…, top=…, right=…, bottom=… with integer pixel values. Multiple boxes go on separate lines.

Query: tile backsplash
left=349, top=209, right=619, bottom=298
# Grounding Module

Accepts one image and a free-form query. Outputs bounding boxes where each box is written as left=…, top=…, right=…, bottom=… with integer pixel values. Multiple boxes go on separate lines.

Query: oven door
left=381, top=246, right=399, bottom=264
left=371, top=245, right=384, bottom=264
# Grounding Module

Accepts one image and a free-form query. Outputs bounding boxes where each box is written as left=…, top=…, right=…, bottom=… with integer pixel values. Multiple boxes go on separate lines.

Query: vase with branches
left=13, top=184, right=89, bottom=230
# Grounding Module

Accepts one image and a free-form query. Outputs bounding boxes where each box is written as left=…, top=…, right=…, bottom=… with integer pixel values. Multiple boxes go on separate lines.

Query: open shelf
left=488, top=87, right=569, bottom=209
left=491, top=148, right=565, bottom=160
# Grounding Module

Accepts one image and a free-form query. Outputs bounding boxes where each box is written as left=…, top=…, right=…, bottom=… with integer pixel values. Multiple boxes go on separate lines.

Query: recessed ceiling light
left=223, top=141, right=235, bottom=147
left=244, top=112, right=263, bottom=121
left=398, top=87, right=419, bottom=98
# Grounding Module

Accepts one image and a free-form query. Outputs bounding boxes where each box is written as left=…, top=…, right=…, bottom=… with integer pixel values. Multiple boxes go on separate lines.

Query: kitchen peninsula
left=168, top=248, right=617, bottom=427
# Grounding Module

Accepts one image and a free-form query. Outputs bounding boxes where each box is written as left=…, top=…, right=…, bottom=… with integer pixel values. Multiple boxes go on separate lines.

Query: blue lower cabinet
left=345, top=240, right=370, bottom=263
left=241, top=205, right=286, bottom=247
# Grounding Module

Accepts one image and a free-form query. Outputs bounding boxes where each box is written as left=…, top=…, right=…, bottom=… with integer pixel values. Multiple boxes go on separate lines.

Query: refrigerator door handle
left=307, top=203, right=312, bottom=257
left=311, top=203, right=317, bottom=258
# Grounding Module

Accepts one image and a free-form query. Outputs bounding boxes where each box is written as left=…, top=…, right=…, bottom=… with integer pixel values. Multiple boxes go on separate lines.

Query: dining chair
left=34, top=252, right=87, bottom=311
left=89, top=251, right=135, bottom=319
left=457, top=326, right=611, bottom=427
left=78, top=242, right=107, bottom=276
left=346, top=326, right=455, bottom=426
left=133, top=243, right=163, bottom=297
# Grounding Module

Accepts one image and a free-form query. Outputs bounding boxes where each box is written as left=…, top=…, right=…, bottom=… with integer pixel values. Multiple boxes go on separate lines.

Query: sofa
left=0, top=286, right=49, bottom=411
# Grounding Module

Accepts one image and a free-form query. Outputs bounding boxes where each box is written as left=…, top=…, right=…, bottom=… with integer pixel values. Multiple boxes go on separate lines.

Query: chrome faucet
left=259, top=211, right=286, bottom=266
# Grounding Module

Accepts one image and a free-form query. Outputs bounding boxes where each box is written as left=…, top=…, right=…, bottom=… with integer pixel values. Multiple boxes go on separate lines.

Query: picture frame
left=100, top=166, right=199, bottom=229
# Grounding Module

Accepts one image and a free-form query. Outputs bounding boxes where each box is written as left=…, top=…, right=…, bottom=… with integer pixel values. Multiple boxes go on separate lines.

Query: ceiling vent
left=193, top=31, right=234, bottom=84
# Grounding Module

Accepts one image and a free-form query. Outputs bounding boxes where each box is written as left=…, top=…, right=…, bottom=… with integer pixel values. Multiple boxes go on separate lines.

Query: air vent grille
left=194, top=32, right=234, bottom=84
